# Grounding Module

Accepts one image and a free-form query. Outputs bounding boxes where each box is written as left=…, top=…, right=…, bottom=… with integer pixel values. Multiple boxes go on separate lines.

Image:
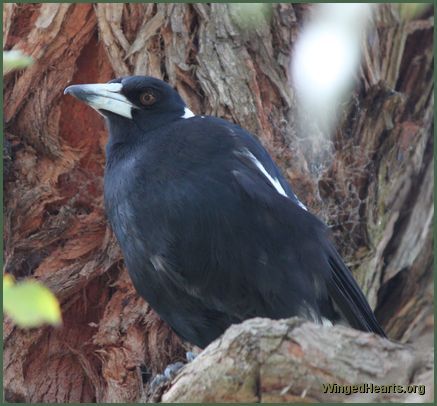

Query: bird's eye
left=139, top=91, right=157, bottom=106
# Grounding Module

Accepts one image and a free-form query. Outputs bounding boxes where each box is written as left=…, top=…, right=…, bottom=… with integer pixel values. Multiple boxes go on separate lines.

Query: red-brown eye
left=139, top=91, right=157, bottom=106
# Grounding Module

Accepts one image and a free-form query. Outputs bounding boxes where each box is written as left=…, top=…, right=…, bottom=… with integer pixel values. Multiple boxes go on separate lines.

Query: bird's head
left=64, top=76, right=194, bottom=132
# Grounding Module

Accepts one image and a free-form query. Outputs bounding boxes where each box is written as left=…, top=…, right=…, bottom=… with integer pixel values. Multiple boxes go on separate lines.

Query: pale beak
left=64, top=83, right=137, bottom=119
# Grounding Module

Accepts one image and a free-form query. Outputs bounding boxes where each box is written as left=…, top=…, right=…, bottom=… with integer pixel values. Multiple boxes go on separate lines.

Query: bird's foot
left=164, top=361, right=185, bottom=380
left=185, top=351, right=197, bottom=362
left=146, top=351, right=199, bottom=399
left=147, top=361, right=184, bottom=393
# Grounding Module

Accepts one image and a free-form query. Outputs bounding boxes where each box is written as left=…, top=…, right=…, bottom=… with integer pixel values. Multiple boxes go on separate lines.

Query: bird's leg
left=147, top=361, right=183, bottom=394
left=147, top=350, right=199, bottom=394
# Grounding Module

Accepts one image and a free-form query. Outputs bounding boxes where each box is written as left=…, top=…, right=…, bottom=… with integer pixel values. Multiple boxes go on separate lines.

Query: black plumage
left=65, top=76, right=386, bottom=348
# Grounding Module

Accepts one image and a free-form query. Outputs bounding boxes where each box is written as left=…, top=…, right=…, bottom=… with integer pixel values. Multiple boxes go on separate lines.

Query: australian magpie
left=64, top=76, right=386, bottom=348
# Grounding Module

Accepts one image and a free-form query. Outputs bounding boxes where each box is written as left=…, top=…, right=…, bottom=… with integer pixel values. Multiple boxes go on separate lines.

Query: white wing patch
left=243, top=149, right=288, bottom=198
left=182, top=107, right=195, bottom=119
left=236, top=147, right=308, bottom=211
left=295, top=198, right=308, bottom=211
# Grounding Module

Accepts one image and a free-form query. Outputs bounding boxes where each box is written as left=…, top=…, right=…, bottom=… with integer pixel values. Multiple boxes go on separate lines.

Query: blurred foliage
left=229, top=3, right=272, bottom=31
left=3, top=49, right=61, bottom=329
left=3, top=50, right=33, bottom=74
left=399, top=3, right=430, bottom=20
left=3, top=274, right=62, bottom=328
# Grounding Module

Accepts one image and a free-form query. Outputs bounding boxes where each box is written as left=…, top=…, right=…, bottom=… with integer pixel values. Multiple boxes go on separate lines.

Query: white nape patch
left=182, top=107, right=195, bottom=119
left=243, top=149, right=288, bottom=198
left=322, top=318, right=334, bottom=327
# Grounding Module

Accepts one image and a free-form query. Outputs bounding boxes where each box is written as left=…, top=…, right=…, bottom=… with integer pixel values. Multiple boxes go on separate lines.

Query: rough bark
left=161, top=318, right=434, bottom=403
left=3, top=3, right=433, bottom=403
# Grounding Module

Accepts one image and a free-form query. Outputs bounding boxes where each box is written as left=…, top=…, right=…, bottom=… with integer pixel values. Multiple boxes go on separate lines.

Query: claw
left=186, top=351, right=197, bottom=362
left=163, top=361, right=185, bottom=380
left=148, top=373, right=168, bottom=393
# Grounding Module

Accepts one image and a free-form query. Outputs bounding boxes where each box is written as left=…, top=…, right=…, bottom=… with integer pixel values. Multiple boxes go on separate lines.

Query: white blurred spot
left=293, top=24, right=358, bottom=103
left=291, top=3, right=373, bottom=173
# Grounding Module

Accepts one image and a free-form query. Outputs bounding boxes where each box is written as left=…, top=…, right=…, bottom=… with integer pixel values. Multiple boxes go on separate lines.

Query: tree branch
left=159, top=318, right=433, bottom=403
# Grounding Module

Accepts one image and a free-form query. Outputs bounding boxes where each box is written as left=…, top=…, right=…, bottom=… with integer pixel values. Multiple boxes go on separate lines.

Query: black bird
left=64, top=76, right=386, bottom=348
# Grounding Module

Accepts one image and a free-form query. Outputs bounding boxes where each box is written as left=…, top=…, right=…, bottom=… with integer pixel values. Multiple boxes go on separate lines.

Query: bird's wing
left=324, top=243, right=387, bottom=336
left=229, top=125, right=308, bottom=211
left=228, top=124, right=385, bottom=335
left=131, top=118, right=384, bottom=336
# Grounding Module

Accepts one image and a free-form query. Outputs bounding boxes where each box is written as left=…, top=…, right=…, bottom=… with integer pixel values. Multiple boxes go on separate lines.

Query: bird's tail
left=326, top=246, right=387, bottom=337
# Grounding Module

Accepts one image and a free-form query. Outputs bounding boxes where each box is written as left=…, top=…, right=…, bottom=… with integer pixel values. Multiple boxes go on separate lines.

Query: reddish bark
left=3, top=3, right=433, bottom=402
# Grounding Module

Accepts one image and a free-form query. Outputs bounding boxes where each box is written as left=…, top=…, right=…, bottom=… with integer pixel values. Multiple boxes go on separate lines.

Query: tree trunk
left=3, top=3, right=433, bottom=403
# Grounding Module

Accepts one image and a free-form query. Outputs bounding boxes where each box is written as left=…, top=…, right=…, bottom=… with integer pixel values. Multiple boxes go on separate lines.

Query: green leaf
left=229, top=3, right=272, bottom=32
left=3, top=277, right=62, bottom=328
left=3, top=50, right=33, bottom=74
left=399, top=3, right=430, bottom=21
left=3, top=273, right=14, bottom=288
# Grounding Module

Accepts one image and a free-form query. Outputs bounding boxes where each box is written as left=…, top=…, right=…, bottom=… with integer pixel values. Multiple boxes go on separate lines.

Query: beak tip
left=64, top=85, right=74, bottom=96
